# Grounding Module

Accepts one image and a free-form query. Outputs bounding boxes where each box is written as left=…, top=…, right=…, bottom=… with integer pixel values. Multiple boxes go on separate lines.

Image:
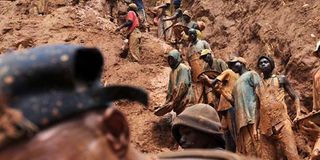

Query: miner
left=257, top=55, right=301, bottom=160
left=154, top=50, right=195, bottom=116
left=198, top=49, right=228, bottom=107
left=171, top=103, right=225, bottom=149
left=312, top=40, right=320, bottom=112
left=166, top=103, right=253, bottom=159
left=187, top=28, right=211, bottom=103
left=116, top=3, right=141, bottom=62
left=225, top=57, right=261, bottom=156
left=200, top=57, right=239, bottom=152
left=154, top=0, right=172, bottom=40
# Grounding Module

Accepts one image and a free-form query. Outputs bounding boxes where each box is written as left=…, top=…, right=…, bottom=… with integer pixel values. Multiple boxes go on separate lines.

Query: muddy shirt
left=216, top=69, right=239, bottom=111
left=168, top=63, right=193, bottom=100
left=259, top=75, right=290, bottom=136
left=204, top=58, right=228, bottom=74
left=187, top=40, right=211, bottom=58
left=313, top=67, right=320, bottom=111
left=159, top=0, right=171, bottom=16
left=232, top=71, right=261, bottom=133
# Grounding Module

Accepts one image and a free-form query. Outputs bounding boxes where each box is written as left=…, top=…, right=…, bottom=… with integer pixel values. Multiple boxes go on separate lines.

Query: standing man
left=200, top=49, right=228, bottom=73
left=187, top=28, right=211, bottom=103
left=199, top=49, right=228, bottom=107
left=200, top=58, right=239, bottom=152
left=226, top=57, right=261, bottom=157
left=257, top=55, right=301, bottom=160
left=116, top=3, right=141, bottom=62
left=312, top=40, right=320, bottom=112
left=155, top=50, right=195, bottom=116
left=154, top=0, right=172, bottom=40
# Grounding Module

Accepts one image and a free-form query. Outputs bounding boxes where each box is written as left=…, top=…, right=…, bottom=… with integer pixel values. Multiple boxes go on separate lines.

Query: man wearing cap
left=225, top=57, right=261, bottom=156
left=116, top=3, right=141, bottom=62
left=155, top=50, right=195, bottom=116
left=257, top=55, right=301, bottom=160
left=200, top=49, right=228, bottom=74
left=187, top=28, right=211, bottom=103
left=198, top=49, right=227, bottom=106
left=200, top=56, right=238, bottom=152
left=167, top=104, right=252, bottom=159
left=171, top=103, right=226, bottom=149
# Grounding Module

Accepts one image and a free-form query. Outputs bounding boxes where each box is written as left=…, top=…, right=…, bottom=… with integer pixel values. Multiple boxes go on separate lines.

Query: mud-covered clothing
left=158, top=149, right=252, bottom=160
left=236, top=124, right=259, bottom=157
left=312, top=137, right=320, bottom=160
left=259, top=75, right=290, bottom=136
left=232, top=71, right=261, bottom=133
left=258, top=75, right=299, bottom=160
left=168, top=63, right=194, bottom=99
left=203, top=58, right=228, bottom=74
left=35, top=0, right=48, bottom=14
left=127, top=29, right=141, bottom=61
left=126, top=11, right=140, bottom=33
left=216, top=69, right=239, bottom=112
left=313, top=67, right=320, bottom=111
left=259, top=119, right=299, bottom=160
left=187, top=40, right=211, bottom=59
left=214, top=69, right=238, bottom=152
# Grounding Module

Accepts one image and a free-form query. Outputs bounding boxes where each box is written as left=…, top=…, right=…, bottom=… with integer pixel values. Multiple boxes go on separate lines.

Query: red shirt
left=126, top=11, right=139, bottom=33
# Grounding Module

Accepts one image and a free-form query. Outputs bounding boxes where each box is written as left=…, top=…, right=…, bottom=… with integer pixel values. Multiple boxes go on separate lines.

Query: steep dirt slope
left=1, top=0, right=320, bottom=158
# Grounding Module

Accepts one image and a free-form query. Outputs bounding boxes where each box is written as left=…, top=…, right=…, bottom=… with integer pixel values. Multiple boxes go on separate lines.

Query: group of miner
left=0, top=0, right=319, bottom=160
left=111, top=0, right=320, bottom=159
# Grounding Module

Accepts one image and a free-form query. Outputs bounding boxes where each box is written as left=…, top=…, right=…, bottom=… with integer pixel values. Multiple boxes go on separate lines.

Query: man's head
left=128, top=3, right=138, bottom=11
left=227, top=57, right=247, bottom=74
left=188, top=28, right=197, bottom=42
left=173, top=0, right=181, bottom=9
left=257, top=55, right=275, bottom=74
left=200, top=49, right=213, bottom=66
left=172, top=104, right=225, bottom=149
left=183, top=11, right=191, bottom=22
left=168, top=50, right=182, bottom=69
left=314, top=40, right=320, bottom=57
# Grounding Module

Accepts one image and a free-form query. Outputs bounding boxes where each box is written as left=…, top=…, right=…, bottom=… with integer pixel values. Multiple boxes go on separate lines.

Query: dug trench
left=0, top=0, right=320, bottom=158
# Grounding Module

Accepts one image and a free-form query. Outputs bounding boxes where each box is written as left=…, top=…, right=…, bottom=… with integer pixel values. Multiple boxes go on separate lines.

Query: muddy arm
left=281, top=76, right=302, bottom=120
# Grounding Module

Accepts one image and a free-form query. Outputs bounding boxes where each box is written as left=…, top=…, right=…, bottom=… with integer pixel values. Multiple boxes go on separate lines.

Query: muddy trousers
left=259, top=119, right=299, bottom=160
left=311, top=138, right=320, bottom=160
left=158, top=16, right=172, bottom=41
left=192, top=82, right=204, bottom=103
left=221, top=109, right=236, bottom=152
left=128, top=29, right=142, bottom=62
left=35, top=0, right=48, bottom=14
left=236, top=124, right=259, bottom=157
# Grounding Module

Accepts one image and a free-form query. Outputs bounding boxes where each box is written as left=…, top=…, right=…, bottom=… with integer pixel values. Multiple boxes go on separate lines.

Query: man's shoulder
left=178, top=63, right=190, bottom=70
left=157, top=149, right=253, bottom=160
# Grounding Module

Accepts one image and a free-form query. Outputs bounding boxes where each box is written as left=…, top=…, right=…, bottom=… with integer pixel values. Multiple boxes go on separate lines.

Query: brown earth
left=0, top=0, right=319, bottom=159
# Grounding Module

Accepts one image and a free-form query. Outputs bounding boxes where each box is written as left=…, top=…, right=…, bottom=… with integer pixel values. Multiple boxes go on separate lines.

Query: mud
left=0, top=0, right=320, bottom=158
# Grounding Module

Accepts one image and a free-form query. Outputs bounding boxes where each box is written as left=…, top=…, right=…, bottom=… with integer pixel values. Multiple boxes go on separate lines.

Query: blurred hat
left=227, top=57, right=247, bottom=66
left=128, top=3, right=138, bottom=11
left=183, top=10, right=192, bottom=18
left=200, top=49, right=212, bottom=57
